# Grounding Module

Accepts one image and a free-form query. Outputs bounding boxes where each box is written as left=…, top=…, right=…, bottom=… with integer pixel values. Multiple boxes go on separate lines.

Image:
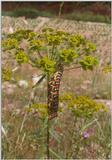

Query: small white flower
left=16, top=109, right=21, bottom=114
left=12, top=67, right=19, bottom=72
left=1, top=126, right=7, bottom=137
left=18, top=80, right=28, bottom=88
left=60, top=103, right=63, bottom=107
left=105, top=101, right=111, bottom=106
left=2, top=82, right=17, bottom=94
left=9, top=26, right=14, bottom=33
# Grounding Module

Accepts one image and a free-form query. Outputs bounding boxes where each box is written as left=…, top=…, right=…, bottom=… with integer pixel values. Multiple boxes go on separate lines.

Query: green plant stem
left=47, top=117, right=50, bottom=159
left=47, top=74, right=50, bottom=159
left=15, top=112, right=27, bottom=146
left=50, top=44, right=55, bottom=60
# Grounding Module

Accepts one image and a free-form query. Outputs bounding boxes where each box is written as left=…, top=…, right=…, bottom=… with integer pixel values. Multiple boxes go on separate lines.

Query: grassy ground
left=2, top=16, right=111, bottom=159
left=2, top=104, right=111, bottom=159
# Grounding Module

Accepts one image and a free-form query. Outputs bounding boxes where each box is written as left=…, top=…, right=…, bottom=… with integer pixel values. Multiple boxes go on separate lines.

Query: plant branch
left=47, top=74, right=50, bottom=159
left=64, top=66, right=81, bottom=71
left=47, top=117, right=50, bottom=159
left=38, top=50, right=43, bottom=58
left=58, top=2, right=64, bottom=18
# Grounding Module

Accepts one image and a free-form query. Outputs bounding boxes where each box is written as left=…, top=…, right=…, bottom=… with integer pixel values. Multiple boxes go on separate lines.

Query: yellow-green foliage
left=8, top=29, right=33, bottom=41
left=79, top=55, right=98, bottom=70
left=2, top=68, right=12, bottom=81
left=37, top=56, right=56, bottom=74
left=69, top=34, right=86, bottom=47
left=59, top=48, right=78, bottom=64
left=84, top=41, right=96, bottom=53
left=15, top=50, right=29, bottom=64
left=42, top=28, right=67, bottom=45
left=60, top=93, right=108, bottom=118
left=2, top=28, right=98, bottom=75
left=102, top=65, right=112, bottom=73
left=2, top=38, right=18, bottom=50
left=30, top=39, right=44, bottom=50
left=26, top=94, right=108, bottom=119
left=27, top=103, right=48, bottom=117
left=46, top=33, right=62, bottom=45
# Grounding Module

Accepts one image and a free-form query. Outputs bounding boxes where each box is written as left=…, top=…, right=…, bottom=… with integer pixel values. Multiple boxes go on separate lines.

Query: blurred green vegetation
left=64, top=11, right=110, bottom=24
left=2, top=8, right=54, bottom=19
left=2, top=8, right=111, bottom=24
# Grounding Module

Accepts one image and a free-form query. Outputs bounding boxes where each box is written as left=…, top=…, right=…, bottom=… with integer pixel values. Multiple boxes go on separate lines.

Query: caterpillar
left=48, top=65, right=63, bottom=120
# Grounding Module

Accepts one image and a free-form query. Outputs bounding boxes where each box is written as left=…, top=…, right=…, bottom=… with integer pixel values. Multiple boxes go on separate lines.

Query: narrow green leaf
left=49, top=130, right=61, bottom=143
left=49, top=148, right=62, bottom=159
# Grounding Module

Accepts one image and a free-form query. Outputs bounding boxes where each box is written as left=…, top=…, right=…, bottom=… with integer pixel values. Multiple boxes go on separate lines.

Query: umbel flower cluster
left=2, top=28, right=98, bottom=78
left=60, top=93, right=108, bottom=118
left=26, top=93, right=108, bottom=119
left=2, top=28, right=100, bottom=119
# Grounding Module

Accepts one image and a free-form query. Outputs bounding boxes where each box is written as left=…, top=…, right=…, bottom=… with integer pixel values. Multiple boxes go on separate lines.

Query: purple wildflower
left=82, top=131, right=90, bottom=139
